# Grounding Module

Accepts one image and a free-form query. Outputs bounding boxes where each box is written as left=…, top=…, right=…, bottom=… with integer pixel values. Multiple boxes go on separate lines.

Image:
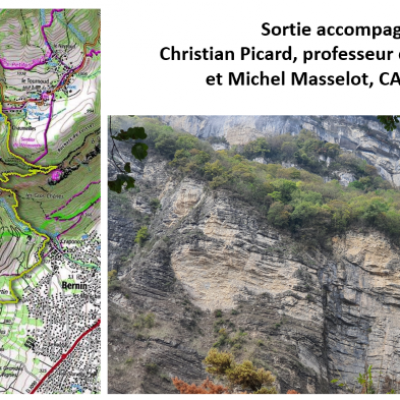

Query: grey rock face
left=337, top=172, right=355, bottom=186
left=211, top=143, right=229, bottom=151
left=108, top=152, right=400, bottom=394
left=156, top=116, right=400, bottom=187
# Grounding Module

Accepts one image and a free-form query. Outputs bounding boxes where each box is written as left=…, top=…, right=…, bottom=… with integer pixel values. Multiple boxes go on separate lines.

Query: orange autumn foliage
left=173, top=377, right=229, bottom=394
left=287, top=390, right=300, bottom=394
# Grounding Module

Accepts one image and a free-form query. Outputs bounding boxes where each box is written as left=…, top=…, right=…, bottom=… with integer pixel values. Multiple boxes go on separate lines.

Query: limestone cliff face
left=108, top=152, right=400, bottom=394
left=156, top=115, right=400, bottom=187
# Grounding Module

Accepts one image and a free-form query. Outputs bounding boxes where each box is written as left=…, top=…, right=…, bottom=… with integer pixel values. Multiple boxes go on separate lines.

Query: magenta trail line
left=41, top=9, right=64, bottom=54
left=57, top=197, right=100, bottom=222
left=46, top=180, right=101, bottom=218
left=58, top=214, right=83, bottom=240
left=10, top=198, right=100, bottom=266
left=57, top=197, right=100, bottom=241
left=3, top=106, right=25, bottom=111
left=0, top=9, right=63, bottom=71
left=42, top=250, right=52, bottom=260
left=30, top=64, right=73, bottom=164
left=1, top=9, right=100, bottom=166
left=14, top=73, right=71, bottom=165
left=10, top=38, right=90, bottom=164
left=86, top=49, right=101, bottom=58
left=0, top=9, right=63, bottom=165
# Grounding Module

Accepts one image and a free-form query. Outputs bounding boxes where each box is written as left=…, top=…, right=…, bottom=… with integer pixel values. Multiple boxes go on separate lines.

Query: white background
left=7, top=0, right=400, bottom=397
left=103, top=0, right=400, bottom=115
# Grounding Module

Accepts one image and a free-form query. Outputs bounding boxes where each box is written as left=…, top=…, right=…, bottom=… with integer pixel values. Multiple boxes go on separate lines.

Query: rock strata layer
left=108, top=152, right=400, bottom=394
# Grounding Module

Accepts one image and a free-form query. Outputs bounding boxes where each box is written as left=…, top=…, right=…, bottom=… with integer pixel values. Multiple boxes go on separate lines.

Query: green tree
left=281, top=141, right=297, bottom=160
left=362, top=199, right=389, bottom=224
left=290, top=201, right=321, bottom=227
left=357, top=365, right=375, bottom=394
left=108, top=116, right=148, bottom=193
left=135, top=226, right=149, bottom=246
left=323, top=142, right=340, bottom=159
left=329, top=200, right=352, bottom=235
left=154, top=132, right=179, bottom=159
left=203, top=348, right=277, bottom=393
left=204, top=160, right=227, bottom=180
left=267, top=202, right=292, bottom=228
left=242, top=137, right=270, bottom=159
left=176, top=134, right=198, bottom=150
left=149, top=198, right=161, bottom=213
left=278, top=179, right=297, bottom=204
left=226, top=360, right=276, bottom=391
left=377, top=115, right=400, bottom=131
left=203, top=348, right=235, bottom=377
left=108, top=269, right=117, bottom=286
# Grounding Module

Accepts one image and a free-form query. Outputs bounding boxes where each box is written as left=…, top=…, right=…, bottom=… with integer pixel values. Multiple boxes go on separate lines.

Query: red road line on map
left=30, top=319, right=101, bottom=394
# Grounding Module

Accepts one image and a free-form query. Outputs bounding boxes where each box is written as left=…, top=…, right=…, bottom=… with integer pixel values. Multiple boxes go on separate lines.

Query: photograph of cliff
left=108, top=115, right=400, bottom=394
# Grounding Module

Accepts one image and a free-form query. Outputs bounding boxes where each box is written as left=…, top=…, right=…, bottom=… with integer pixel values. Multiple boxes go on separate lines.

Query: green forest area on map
left=0, top=9, right=101, bottom=394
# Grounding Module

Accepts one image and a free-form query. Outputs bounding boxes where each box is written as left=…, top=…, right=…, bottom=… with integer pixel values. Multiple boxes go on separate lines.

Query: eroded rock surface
left=108, top=140, right=400, bottom=393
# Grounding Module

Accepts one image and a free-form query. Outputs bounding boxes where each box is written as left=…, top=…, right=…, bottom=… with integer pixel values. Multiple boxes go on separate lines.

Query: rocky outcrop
left=156, top=115, right=400, bottom=187
left=108, top=152, right=400, bottom=394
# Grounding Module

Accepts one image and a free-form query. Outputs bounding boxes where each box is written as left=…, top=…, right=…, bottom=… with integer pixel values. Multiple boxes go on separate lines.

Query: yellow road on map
left=0, top=103, right=57, bottom=304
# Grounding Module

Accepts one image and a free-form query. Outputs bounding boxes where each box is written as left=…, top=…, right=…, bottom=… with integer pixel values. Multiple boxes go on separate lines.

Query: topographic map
left=0, top=9, right=101, bottom=393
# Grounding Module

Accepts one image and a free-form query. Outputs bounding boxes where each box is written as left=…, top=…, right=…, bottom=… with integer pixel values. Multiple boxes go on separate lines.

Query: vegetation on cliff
left=172, top=348, right=392, bottom=394
left=108, top=118, right=400, bottom=394
left=137, top=118, right=400, bottom=247
left=173, top=348, right=277, bottom=394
